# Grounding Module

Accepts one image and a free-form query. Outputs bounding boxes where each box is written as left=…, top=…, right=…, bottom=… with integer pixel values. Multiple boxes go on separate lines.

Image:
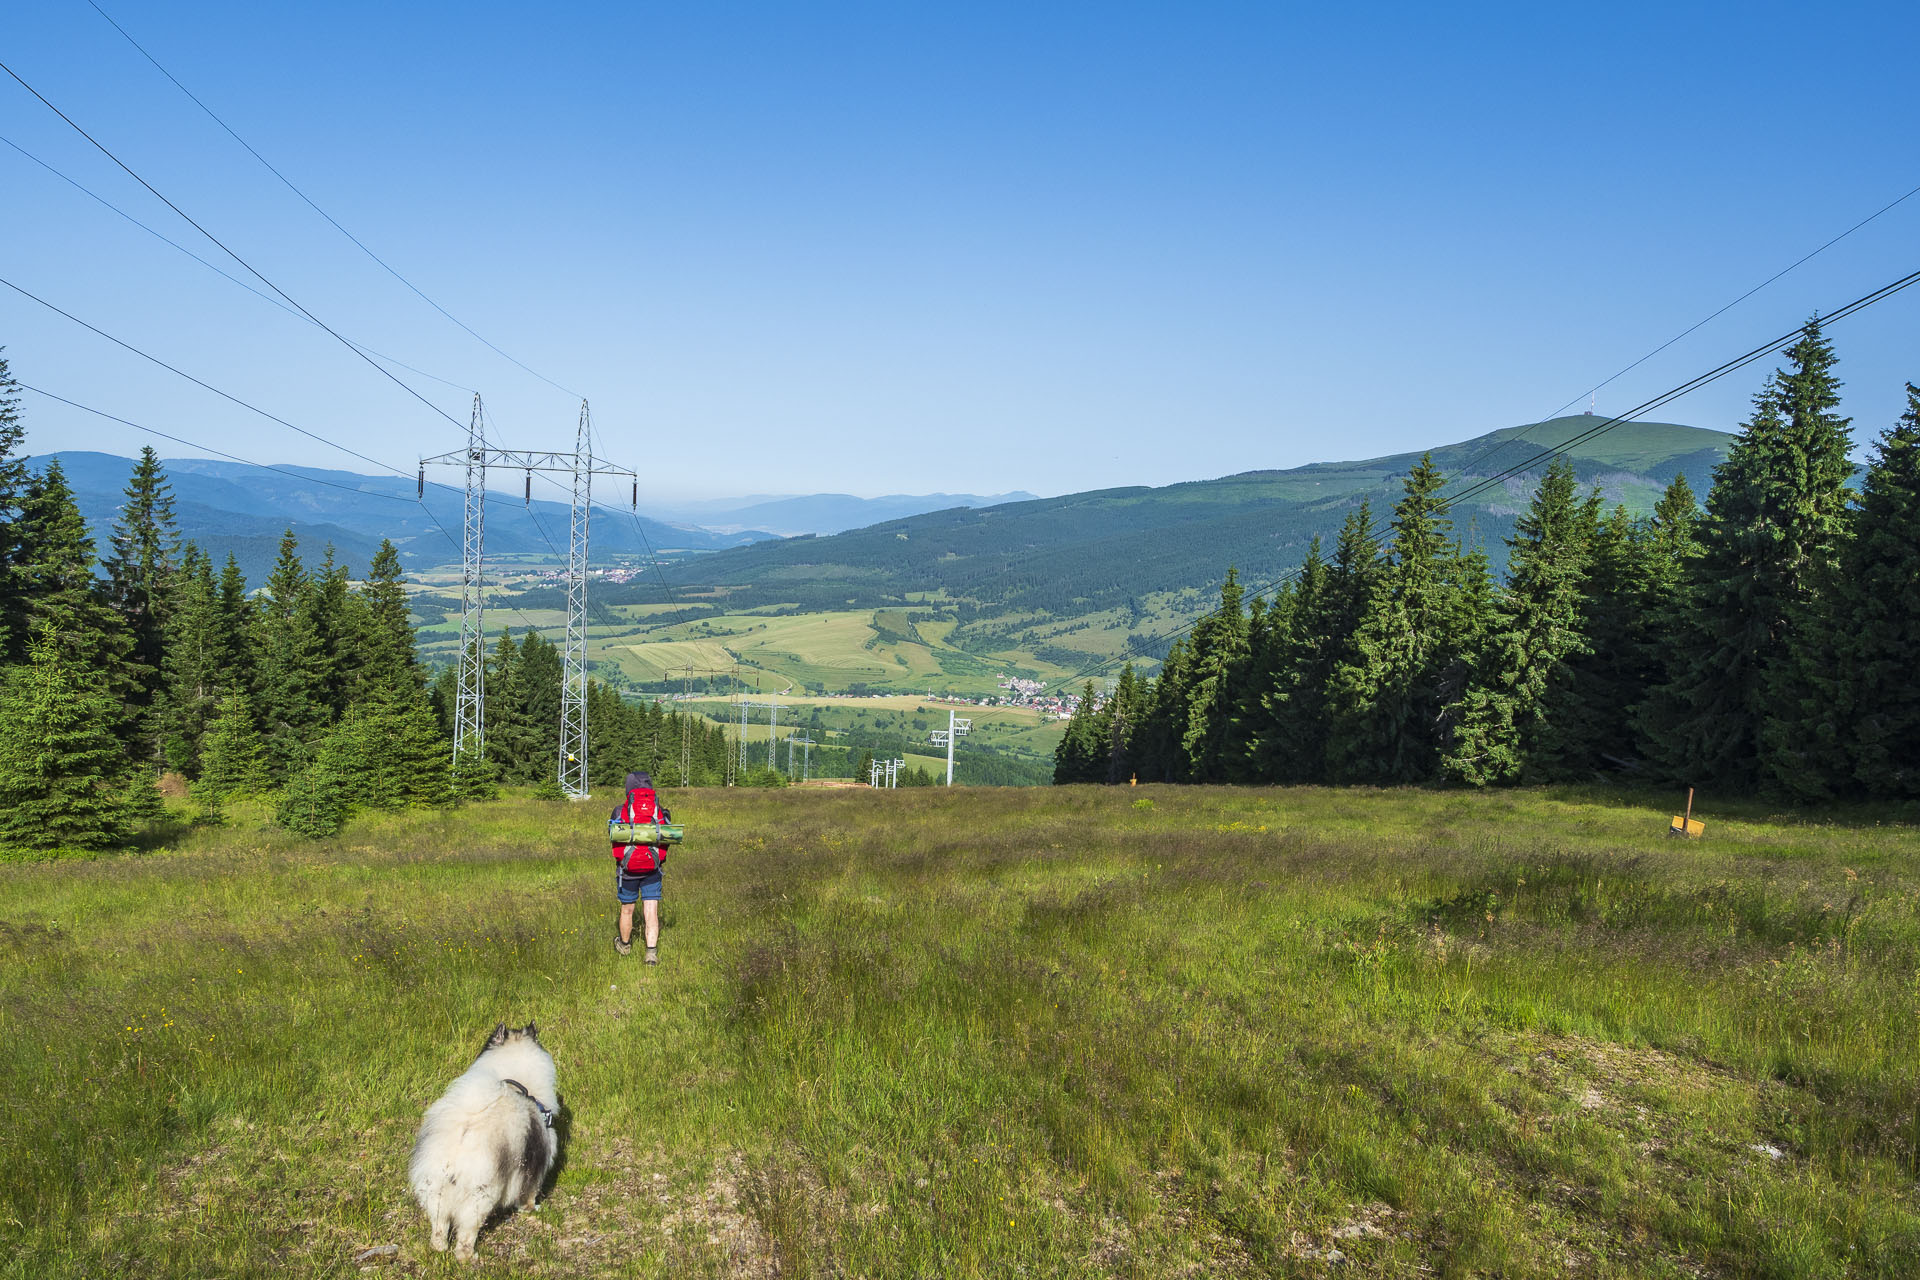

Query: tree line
left=1057, top=323, right=1919, bottom=803
left=0, top=352, right=774, bottom=854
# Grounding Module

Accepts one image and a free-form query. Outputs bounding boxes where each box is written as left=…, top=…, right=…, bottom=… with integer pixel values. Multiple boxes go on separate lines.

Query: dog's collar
left=502, top=1078, right=556, bottom=1129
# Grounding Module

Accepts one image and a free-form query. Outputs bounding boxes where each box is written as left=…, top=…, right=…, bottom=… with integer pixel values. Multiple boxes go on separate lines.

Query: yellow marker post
left=1669, top=787, right=1704, bottom=838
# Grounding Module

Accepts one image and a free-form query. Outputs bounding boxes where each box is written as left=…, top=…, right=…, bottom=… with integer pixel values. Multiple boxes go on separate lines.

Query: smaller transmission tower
left=929, top=708, right=971, bottom=786
left=786, top=734, right=814, bottom=781
left=679, top=665, right=694, bottom=786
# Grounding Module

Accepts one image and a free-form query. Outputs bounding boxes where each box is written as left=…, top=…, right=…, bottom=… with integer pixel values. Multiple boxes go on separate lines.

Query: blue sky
left=4, top=1, right=1917, bottom=500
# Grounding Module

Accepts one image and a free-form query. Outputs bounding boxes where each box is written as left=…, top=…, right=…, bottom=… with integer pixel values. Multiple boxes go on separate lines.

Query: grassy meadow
left=3, top=786, right=1917, bottom=1277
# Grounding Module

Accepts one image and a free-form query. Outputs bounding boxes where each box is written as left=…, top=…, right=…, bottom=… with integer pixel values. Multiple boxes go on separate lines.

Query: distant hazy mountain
left=48, top=451, right=773, bottom=584
left=646, top=417, right=1735, bottom=617
left=649, top=491, right=1040, bottom=537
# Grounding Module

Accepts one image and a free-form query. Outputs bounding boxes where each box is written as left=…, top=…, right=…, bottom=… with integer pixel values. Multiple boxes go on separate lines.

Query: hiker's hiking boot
left=614, top=932, right=632, bottom=956
left=645, top=947, right=658, bottom=965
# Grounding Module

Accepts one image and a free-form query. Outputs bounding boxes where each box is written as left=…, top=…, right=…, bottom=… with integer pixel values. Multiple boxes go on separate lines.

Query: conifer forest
left=1055, top=323, right=1920, bottom=804
left=0, top=351, right=743, bottom=855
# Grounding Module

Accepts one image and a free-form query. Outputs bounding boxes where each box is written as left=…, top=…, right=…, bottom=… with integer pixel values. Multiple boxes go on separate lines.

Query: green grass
left=683, top=696, right=1068, bottom=774
left=592, top=608, right=1076, bottom=698
left=4, top=786, right=1917, bottom=1277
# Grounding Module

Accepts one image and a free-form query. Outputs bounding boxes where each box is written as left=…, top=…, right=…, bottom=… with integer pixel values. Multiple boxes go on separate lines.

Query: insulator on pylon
left=525, top=472, right=532, bottom=504
left=416, top=467, right=424, bottom=499
left=631, top=480, right=638, bottom=508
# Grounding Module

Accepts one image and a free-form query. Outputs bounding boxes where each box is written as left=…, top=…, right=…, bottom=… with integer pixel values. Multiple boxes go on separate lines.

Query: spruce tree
left=14, top=462, right=134, bottom=678
left=1531, top=502, right=1639, bottom=778
left=317, top=683, right=452, bottom=813
left=1444, top=460, right=1594, bottom=785
left=355, top=540, right=417, bottom=695
left=1775, top=385, right=1920, bottom=800
left=1181, top=569, right=1250, bottom=782
left=1619, top=475, right=1701, bottom=766
left=1645, top=324, right=1853, bottom=790
left=1264, top=510, right=1385, bottom=783
left=213, top=553, right=256, bottom=693
left=1052, top=681, right=1102, bottom=784
left=299, top=545, right=353, bottom=721
left=102, top=447, right=180, bottom=750
left=156, top=546, right=220, bottom=773
left=518, top=631, right=564, bottom=762
left=193, top=689, right=270, bottom=801
left=1104, top=662, right=1144, bottom=783
left=0, top=351, right=30, bottom=661
left=276, top=743, right=345, bottom=839
left=252, top=529, right=327, bottom=777
left=484, top=630, right=543, bottom=782
left=0, top=620, right=131, bottom=854
left=1644, top=474, right=1703, bottom=598
left=1326, top=456, right=1478, bottom=784
left=1229, top=582, right=1292, bottom=782
left=1132, top=639, right=1193, bottom=782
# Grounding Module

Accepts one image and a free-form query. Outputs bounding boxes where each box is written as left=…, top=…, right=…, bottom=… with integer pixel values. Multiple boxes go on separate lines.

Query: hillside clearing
left=2, top=786, right=1914, bottom=1277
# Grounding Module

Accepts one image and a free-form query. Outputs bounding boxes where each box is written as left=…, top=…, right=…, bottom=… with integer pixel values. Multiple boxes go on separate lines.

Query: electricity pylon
left=451, top=395, right=486, bottom=770
left=787, top=734, right=815, bottom=781
left=734, top=697, right=784, bottom=780
left=558, top=401, right=592, bottom=800
left=421, top=397, right=635, bottom=798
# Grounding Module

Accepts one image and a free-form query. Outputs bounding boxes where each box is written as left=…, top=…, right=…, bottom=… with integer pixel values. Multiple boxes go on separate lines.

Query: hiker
left=611, top=769, right=671, bottom=963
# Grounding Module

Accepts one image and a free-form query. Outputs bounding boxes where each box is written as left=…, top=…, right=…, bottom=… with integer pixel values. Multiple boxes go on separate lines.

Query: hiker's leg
left=641, top=898, right=660, bottom=949
left=618, top=901, right=636, bottom=944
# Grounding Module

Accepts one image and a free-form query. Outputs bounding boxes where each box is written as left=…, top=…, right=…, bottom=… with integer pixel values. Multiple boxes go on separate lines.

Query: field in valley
left=4, top=786, right=1916, bottom=1277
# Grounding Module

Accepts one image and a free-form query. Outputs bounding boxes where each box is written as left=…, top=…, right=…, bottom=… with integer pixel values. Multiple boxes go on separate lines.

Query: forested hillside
left=640, top=416, right=1729, bottom=616
left=534, top=416, right=1733, bottom=691
left=1057, top=323, right=1920, bottom=801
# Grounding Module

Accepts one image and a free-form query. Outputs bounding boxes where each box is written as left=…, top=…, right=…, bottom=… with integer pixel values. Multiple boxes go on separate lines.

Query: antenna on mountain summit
left=1587, top=392, right=1596, bottom=416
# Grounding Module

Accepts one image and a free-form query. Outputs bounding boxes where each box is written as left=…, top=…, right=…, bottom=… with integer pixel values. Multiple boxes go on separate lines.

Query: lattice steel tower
left=421, top=397, right=634, bottom=800
left=559, top=400, right=594, bottom=799
left=452, top=394, right=487, bottom=768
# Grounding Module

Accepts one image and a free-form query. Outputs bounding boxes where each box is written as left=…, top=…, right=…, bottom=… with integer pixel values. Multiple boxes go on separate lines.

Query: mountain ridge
left=636, top=416, right=1735, bottom=619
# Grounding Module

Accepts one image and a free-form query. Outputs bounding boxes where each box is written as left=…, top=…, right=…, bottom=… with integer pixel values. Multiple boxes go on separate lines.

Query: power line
left=1039, top=264, right=1920, bottom=698
left=19, top=382, right=413, bottom=502
left=0, top=56, right=470, bottom=436
left=0, top=132, right=478, bottom=395
left=1444, top=178, right=1920, bottom=487
left=17, top=381, right=573, bottom=644
left=11, top=36, right=632, bottom=607
left=79, top=0, right=584, bottom=403
left=1445, top=267, right=1920, bottom=510
left=0, top=272, right=511, bottom=555
left=582, top=416, right=685, bottom=609
left=0, top=274, right=438, bottom=483
left=1542, top=181, right=1920, bottom=422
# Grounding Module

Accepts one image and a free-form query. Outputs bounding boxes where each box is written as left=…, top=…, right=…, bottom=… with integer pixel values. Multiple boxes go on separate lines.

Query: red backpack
left=611, top=786, right=669, bottom=873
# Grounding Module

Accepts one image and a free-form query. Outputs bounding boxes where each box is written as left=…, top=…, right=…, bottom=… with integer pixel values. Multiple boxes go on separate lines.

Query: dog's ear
left=486, top=1022, right=509, bottom=1050
left=523, top=1020, right=539, bottom=1040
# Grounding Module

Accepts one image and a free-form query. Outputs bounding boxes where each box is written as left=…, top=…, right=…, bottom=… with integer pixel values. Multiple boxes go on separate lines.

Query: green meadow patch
left=1, top=786, right=1916, bottom=1277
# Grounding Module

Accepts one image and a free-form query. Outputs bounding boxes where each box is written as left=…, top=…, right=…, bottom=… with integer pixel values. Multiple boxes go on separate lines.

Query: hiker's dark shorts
left=615, top=866, right=662, bottom=904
